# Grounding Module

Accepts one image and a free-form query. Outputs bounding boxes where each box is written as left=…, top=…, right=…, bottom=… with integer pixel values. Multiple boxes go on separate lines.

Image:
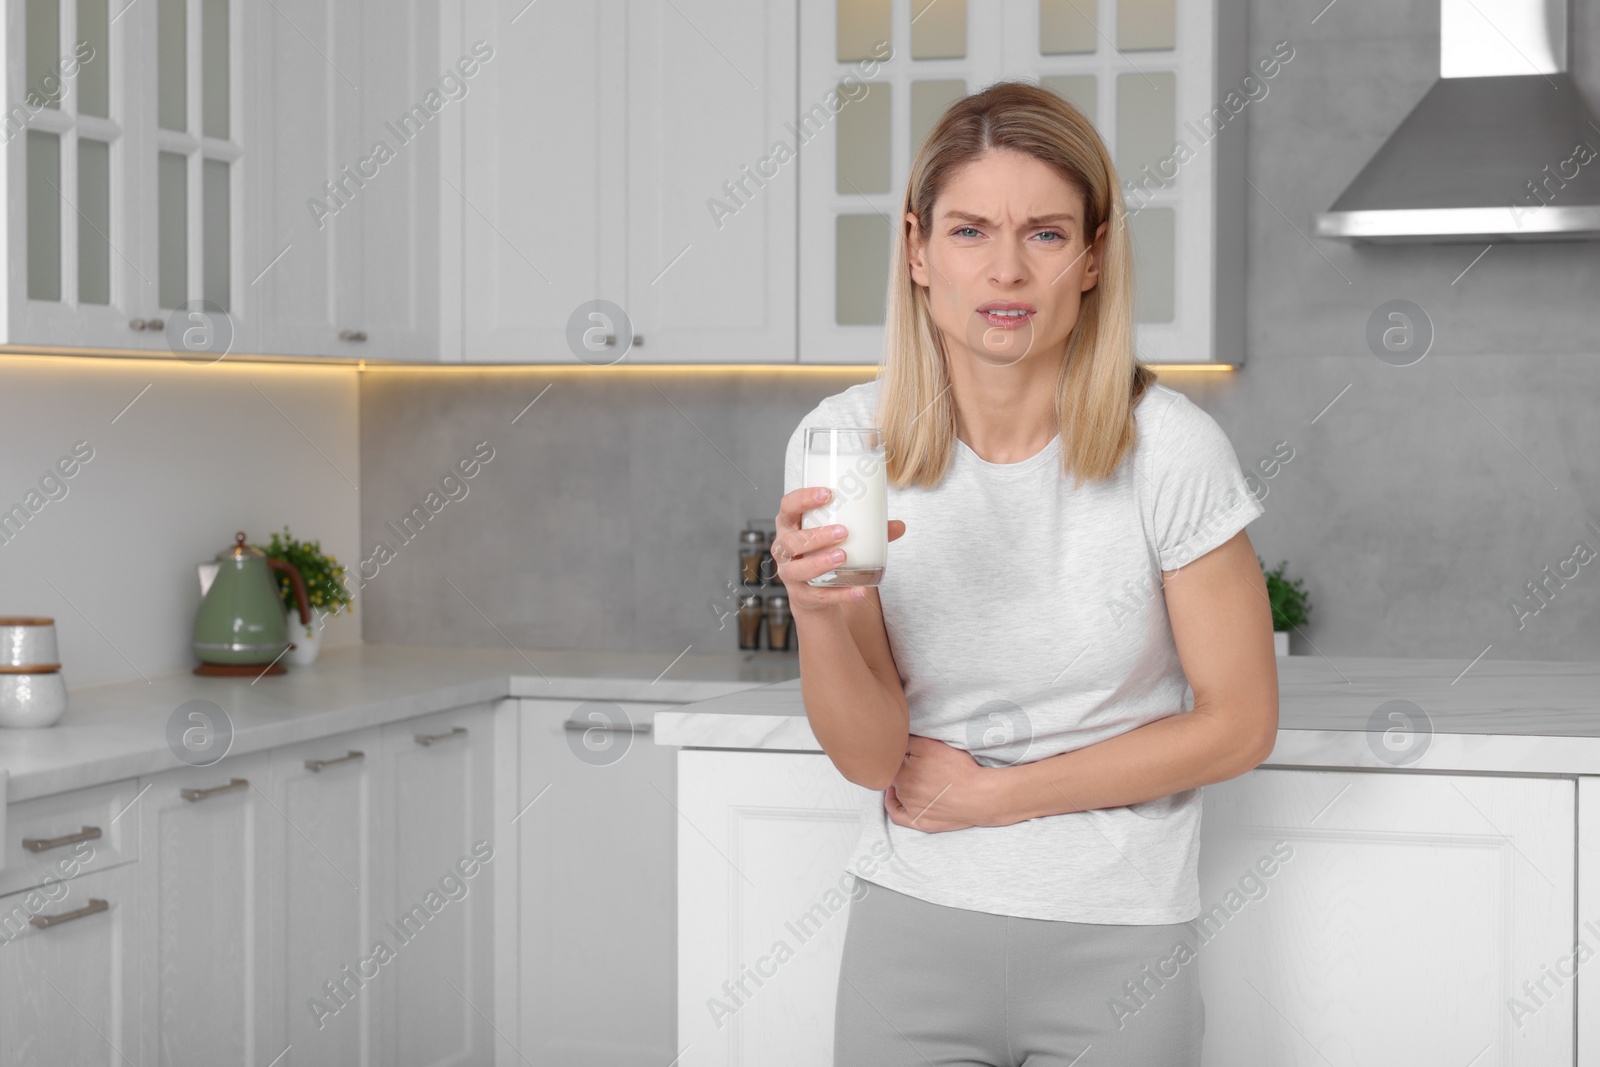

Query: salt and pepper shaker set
left=735, top=523, right=795, bottom=652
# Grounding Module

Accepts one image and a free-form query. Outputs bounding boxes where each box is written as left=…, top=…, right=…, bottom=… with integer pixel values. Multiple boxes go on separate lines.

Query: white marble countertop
left=652, top=655, right=1600, bottom=776
left=0, top=644, right=802, bottom=803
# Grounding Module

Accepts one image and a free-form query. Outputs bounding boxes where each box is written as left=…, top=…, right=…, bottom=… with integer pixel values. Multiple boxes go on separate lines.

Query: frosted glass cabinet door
left=9, top=0, right=155, bottom=350
left=800, top=0, right=1245, bottom=365
left=143, top=0, right=252, bottom=360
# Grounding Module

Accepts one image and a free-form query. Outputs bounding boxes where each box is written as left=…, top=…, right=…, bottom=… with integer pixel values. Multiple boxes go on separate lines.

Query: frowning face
left=907, top=148, right=1106, bottom=369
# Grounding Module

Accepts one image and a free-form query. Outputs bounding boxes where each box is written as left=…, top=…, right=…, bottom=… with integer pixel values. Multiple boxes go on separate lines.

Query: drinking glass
left=802, top=427, right=887, bottom=587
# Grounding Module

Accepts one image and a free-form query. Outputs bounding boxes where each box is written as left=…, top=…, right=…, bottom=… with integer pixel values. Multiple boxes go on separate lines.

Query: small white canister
left=0, top=671, right=68, bottom=728
left=0, top=617, right=60, bottom=671
left=0, top=618, right=67, bottom=728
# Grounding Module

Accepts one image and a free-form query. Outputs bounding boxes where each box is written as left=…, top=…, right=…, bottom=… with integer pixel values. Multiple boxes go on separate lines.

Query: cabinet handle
left=339, top=329, right=368, bottom=342
left=414, top=726, right=467, bottom=747
left=22, top=825, right=102, bottom=853
left=601, top=334, right=643, bottom=346
left=180, top=777, right=249, bottom=802
left=305, top=749, right=365, bottom=773
left=30, top=898, right=109, bottom=930
left=147, top=317, right=164, bottom=330
left=563, top=719, right=652, bottom=735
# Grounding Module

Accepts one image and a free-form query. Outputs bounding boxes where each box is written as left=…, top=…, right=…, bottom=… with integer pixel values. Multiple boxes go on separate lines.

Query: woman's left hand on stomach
left=884, top=735, right=997, bottom=832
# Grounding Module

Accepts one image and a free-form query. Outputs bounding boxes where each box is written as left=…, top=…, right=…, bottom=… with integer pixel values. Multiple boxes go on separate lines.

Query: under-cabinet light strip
left=0, top=348, right=1238, bottom=374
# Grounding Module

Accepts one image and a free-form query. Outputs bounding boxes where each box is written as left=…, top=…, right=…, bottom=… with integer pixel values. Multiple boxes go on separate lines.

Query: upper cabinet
left=253, top=0, right=441, bottom=361
left=797, top=0, right=1247, bottom=365
left=250, top=0, right=358, bottom=360
left=6, top=0, right=253, bottom=357
left=3, top=0, right=1241, bottom=364
left=457, top=0, right=797, bottom=363
left=455, top=1, right=626, bottom=363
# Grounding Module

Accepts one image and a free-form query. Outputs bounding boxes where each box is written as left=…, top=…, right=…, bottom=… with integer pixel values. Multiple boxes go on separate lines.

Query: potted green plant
left=263, top=527, right=353, bottom=666
left=1259, top=557, right=1311, bottom=656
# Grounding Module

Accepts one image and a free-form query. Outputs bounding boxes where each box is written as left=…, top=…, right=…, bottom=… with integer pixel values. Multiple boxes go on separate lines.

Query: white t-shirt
left=782, top=377, right=1266, bottom=923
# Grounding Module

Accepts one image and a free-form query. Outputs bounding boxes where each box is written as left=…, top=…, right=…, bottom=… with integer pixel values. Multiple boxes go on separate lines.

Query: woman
left=774, top=81, right=1279, bottom=1065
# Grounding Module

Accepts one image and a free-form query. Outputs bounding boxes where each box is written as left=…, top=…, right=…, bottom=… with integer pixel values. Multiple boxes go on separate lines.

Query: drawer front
left=0, top=779, right=141, bottom=897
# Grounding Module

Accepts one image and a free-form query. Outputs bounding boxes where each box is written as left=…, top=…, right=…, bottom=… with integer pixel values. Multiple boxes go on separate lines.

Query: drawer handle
left=305, top=750, right=365, bottom=773
left=22, top=825, right=103, bottom=853
left=339, top=329, right=368, bottom=342
left=30, top=898, right=109, bottom=930
left=414, top=726, right=467, bottom=747
left=563, top=719, right=652, bottom=735
left=180, top=777, right=249, bottom=802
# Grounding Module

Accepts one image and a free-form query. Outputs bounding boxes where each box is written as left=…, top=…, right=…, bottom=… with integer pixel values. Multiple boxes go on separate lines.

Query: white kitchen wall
left=0, top=356, right=361, bottom=687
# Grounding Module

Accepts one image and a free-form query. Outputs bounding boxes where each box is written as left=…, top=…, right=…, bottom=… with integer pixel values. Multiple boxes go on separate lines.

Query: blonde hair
left=876, top=79, right=1155, bottom=489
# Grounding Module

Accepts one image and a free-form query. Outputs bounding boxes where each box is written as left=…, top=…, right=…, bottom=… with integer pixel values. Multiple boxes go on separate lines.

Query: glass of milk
left=802, top=427, right=887, bottom=587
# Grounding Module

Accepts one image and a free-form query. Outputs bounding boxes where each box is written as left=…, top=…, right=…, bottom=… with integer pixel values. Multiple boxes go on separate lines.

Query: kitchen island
left=656, top=655, right=1600, bottom=1067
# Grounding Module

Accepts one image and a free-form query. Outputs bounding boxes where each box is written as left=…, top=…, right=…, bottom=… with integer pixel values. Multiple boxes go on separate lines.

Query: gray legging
left=834, top=877, right=1204, bottom=1067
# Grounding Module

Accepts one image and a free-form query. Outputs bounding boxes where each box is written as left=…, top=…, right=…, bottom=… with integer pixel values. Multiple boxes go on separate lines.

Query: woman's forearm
left=795, top=607, right=908, bottom=790
left=979, top=703, right=1276, bottom=825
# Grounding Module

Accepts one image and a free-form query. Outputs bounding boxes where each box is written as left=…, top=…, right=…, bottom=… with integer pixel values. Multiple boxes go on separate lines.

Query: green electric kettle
left=193, top=531, right=310, bottom=676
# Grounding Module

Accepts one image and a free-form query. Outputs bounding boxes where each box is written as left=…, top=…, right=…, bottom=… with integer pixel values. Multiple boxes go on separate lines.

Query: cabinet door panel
left=375, top=704, right=495, bottom=1067
left=7, top=0, right=154, bottom=351
left=252, top=0, right=361, bottom=357
left=137, top=750, right=282, bottom=1066
left=459, top=0, right=626, bottom=362
left=677, top=749, right=877, bottom=1067
left=347, top=0, right=439, bottom=361
left=624, top=0, right=797, bottom=362
left=518, top=698, right=678, bottom=1064
left=269, top=727, right=381, bottom=1067
left=1198, top=769, right=1574, bottom=1067
left=0, top=863, right=139, bottom=1067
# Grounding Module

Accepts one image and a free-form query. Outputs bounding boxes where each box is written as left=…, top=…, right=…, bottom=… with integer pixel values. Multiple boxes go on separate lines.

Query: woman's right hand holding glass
left=773, top=486, right=904, bottom=613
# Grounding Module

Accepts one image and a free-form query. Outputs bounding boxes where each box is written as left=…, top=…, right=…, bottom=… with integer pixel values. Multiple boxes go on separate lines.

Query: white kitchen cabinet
left=458, top=0, right=796, bottom=364
left=5, top=0, right=443, bottom=361
left=0, top=862, right=141, bottom=1067
left=265, top=726, right=382, bottom=1067
left=373, top=703, right=497, bottom=1067
left=250, top=0, right=359, bottom=359
left=797, top=0, right=1248, bottom=365
left=5, top=0, right=258, bottom=356
left=0, top=696, right=511, bottom=1065
left=675, top=754, right=1580, bottom=1066
left=676, top=749, right=876, bottom=1067
left=6, top=0, right=147, bottom=351
left=1196, top=768, right=1575, bottom=1066
left=515, top=698, right=679, bottom=1065
left=252, top=0, right=441, bottom=361
left=136, top=748, right=283, bottom=1066
left=458, top=0, right=627, bottom=364
left=345, top=0, right=442, bottom=362
left=623, top=0, right=797, bottom=362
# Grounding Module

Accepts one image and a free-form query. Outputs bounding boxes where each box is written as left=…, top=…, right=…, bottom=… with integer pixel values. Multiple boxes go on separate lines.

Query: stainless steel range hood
left=1314, top=0, right=1600, bottom=243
